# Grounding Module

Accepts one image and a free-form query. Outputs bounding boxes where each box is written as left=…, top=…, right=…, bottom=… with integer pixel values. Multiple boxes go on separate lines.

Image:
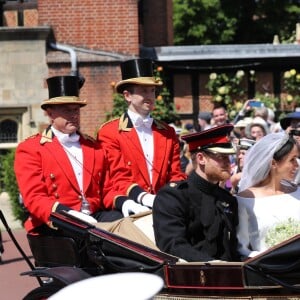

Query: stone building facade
left=0, top=0, right=173, bottom=151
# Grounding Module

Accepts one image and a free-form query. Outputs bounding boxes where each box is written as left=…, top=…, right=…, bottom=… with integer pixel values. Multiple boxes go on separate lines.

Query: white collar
left=51, top=126, right=80, bottom=144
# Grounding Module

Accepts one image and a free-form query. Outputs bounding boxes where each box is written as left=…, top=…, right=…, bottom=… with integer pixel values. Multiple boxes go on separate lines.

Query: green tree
left=105, top=93, right=127, bottom=121
left=173, top=0, right=300, bottom=45
left=233, top=0, right=300, bottom=43
left=173, top=0, right=237, bottom=44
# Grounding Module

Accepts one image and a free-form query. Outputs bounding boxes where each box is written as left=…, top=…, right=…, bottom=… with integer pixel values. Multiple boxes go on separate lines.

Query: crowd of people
left=11, top=57, right=300, bottom=265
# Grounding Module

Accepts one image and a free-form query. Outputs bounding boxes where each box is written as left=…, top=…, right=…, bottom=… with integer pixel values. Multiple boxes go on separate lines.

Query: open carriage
left=2, top=209, right=300, bottom=299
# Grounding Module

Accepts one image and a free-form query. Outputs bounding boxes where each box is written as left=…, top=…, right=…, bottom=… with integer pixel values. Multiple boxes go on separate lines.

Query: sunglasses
left=290, top=129, right=300, bottom=136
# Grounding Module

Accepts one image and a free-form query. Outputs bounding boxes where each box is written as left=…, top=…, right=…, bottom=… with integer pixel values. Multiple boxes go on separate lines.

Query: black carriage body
left=48, top=211, right=300, bottom=295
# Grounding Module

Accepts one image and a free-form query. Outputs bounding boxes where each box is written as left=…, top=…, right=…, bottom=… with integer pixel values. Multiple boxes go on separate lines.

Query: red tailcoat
left=97, top=113, right=186, bottom=203
left=14, top=128, right=135, bottom=232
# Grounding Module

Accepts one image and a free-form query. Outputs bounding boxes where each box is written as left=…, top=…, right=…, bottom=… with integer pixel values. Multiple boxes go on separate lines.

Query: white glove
left=122, top=200, right=151, bottom=217
left=138, top=192, right=156, bottom=208
left=67, top=210, right=98, bottom=224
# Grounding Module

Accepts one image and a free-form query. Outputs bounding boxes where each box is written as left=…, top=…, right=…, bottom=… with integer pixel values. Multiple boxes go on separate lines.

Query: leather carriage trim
left=163, top=263, right=245, bottom=290
left=88, top=227, right=177, bottom=264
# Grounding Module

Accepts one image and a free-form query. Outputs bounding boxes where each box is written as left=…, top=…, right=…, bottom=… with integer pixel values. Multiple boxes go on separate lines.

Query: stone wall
left=0, top=28, right=50, bottom=146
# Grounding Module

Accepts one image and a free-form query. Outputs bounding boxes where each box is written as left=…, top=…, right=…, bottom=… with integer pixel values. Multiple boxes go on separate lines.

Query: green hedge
left=1, top=149, right=27, bottom=225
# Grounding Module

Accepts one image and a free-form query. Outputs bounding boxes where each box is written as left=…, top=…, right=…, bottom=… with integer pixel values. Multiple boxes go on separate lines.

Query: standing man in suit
left=97, top=59, right=186, bottom=213
left=14, top=75, right=146, bottom=235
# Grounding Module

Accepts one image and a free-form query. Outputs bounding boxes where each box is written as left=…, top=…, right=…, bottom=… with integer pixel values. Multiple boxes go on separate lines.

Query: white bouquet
left=265, top=218, right=300, bottom=247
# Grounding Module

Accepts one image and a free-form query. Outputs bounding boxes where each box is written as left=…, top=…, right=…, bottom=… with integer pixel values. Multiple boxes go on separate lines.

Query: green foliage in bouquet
left=265, top=218, right=300, bottom=247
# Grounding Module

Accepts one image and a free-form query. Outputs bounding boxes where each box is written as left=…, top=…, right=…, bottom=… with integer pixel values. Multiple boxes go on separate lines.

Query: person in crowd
left=290, top=123, right=300, bottom=144
left=286, top=122, right=300, bottom=185
left=179, top=138, right=190, bottom=174
left=253, top=106, right=270, bottom=127
left=211, top=105, right=230, bottom=126
left=184, top=123, right=195, bottom=132
left=97, top=58, right=186, bottom=210
left=230, top=138, right=256, bottom=194
left=278, top=116, right=300, bottom=188
left=245, top=121, right=269, bottom=141
left=14, top=75, right=148, bottom=235
left=232, top=99, right=265, bottom=125
left=280, top=111, right=300, bottom=132
left=168, top=122, right=182, bottom=136
left=233, top=118, right=252, bottom=139
left=198, top=111, right=212, bottom=131
left=265, top=107, right=280, bottom=133
left=169, top=125, right=190, bottom=174
left=236, top=133, right=300, bottom=259
left=152, top=124, right=240, bottom=262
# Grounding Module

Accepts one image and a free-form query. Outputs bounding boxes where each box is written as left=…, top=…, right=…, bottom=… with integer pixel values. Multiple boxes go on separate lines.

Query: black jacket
left=153, top=171, right=240, bottom=262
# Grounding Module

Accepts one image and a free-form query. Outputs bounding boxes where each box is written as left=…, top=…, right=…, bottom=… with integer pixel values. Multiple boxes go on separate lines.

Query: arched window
left=0, top=119, right=18, bottom=143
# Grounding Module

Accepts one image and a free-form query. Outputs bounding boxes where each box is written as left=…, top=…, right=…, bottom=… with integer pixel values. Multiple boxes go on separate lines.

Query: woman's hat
left=41, top=75, right=87, bottom=110
left=234, top=118, right=252, bottom=129
left=245, top=118, right=269, bottom=138
left=181, top=124, right=236, bottom=154
left=233, top=118, right=253, bottom=136
left=115, top=59, right=163, bottom=93
left=280, top=112, right=300, bottom=130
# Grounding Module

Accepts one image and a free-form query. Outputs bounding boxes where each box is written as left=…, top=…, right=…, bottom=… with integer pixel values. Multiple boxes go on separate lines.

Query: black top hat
left=181, top=124, right=235, bottom=154
left=41, top=76, right=87, bottom=110
left=115, top=59, right=163, bottom=93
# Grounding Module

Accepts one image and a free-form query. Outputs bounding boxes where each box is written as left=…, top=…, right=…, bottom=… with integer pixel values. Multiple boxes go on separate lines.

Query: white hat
left=238, top=138, right=256, bottom=150
left=48, top=272, right=164, bottom=300
left=245, top=118, right=270, bottom=138
left=234, top=118, right=252, bottom=128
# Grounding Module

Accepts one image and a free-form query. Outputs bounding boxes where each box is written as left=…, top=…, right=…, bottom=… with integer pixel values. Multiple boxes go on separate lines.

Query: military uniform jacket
left=14, top=127, right=134, bottom=232
left=153, top=171, right=240, bottom=262
left=97, top=112, right=186, bottom=198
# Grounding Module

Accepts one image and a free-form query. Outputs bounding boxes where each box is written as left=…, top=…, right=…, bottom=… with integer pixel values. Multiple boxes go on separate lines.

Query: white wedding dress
left=236, top=188, right=300, bottom=258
